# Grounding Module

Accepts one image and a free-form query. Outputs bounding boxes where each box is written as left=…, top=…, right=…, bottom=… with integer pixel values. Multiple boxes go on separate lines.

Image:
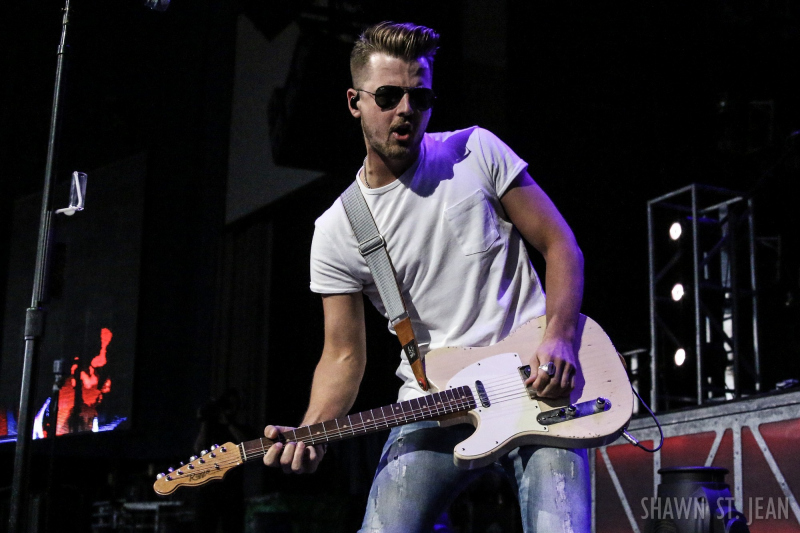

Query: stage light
left=669, top=222, right=682, bottom=240
left=671, top=283, right=685, bottom=301
left=674, top=348, right=686, bottom=366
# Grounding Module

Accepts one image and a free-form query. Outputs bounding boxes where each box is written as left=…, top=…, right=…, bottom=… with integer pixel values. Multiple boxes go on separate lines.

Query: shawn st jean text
left=640, top=497, right=791, bottom=524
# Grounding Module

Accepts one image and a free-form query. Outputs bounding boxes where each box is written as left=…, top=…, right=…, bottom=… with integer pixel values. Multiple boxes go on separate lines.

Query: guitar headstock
left=153, top=442, right=240, bottom=496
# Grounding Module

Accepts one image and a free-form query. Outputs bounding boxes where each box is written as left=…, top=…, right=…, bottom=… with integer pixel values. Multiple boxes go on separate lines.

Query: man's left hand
left=525, top=337, right=577, bottom=398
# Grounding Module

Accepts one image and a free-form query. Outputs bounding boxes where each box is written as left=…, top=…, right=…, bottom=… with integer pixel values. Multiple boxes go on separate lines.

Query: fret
left=334, top=417, right=343, bottom=439
left=389, top=403, right=404, bottom=425
left=401, top=399, right=414, bottom=421
left=356, top=412, right=367, bottom=434
left=456, top=387, right=467, bottom=409
left=285, top=428, right=298, bottom=443
left=432, top=394, right=443, bottom=415
left=430, top=392, right=442, bottom=416
left=453, top=387, right=464, bottom=410
left=417, top=397, right=429, bottom=419
left=308, top=422, right=327, bottom=444
left=371, top=408, right=386, bottom=429
left=410, top=398, right=422, bottom=420
left=260, top=437, right=267, bottom=456
left=294, top=425, right=313, bottom=444
left=445, top=388, right=457, bottom=412
left=440, top=390, right=451, bottom=412
left=367, top=410, right=377, bottom=431
left=423, top=395, right=435, bottom=417
left=322, top=420, right=337, bottom=441
left=465, top=386, right=476, bottom=409
left=240, top=443, right=247, bottom=461
left=378, top=406, right=390, bottom=429
left=346, top=415, right=356, bottom=435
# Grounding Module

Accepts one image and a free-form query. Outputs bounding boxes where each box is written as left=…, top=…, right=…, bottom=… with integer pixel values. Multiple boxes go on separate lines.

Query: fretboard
left=239, top=385, right=475, bottom=462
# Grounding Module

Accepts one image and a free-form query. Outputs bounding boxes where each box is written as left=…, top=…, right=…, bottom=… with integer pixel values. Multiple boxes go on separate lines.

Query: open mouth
left=391, top=123, right=413, bottom=142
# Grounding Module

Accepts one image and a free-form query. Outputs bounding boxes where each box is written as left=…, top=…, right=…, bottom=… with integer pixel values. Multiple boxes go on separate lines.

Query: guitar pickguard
left=445, top=352, right=549, bottom=467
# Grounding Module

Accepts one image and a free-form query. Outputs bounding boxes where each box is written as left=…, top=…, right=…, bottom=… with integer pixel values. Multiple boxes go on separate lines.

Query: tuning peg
left=189, top=456, right=198, bottom=461
left=188, top=464, right=195, bottom=470
left=167, top=467, right=174, bottom=473
left=156, top=473, right=165, bottom=479
left=201, top=449, right=209, bottom=455
left=166, top=475, right=172, bottom=481
left=210, top=452, right=216, bottom=458
left=199, top=458, right=206, bottom=464
left=177, top=470, right=184, bottom=475
left=179, top=462, right=185, bottom=466
left=221, top=446, right=227, bottom=453
left=212, top=444, right=219, bottom=449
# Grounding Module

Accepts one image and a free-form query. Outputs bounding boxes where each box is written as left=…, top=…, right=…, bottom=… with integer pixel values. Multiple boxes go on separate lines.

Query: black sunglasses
left=355, top=86, right=436, bottom=111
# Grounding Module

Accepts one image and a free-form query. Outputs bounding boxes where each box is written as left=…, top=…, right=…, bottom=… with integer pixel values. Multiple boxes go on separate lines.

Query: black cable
left=622, top=385, right=664, bottom=453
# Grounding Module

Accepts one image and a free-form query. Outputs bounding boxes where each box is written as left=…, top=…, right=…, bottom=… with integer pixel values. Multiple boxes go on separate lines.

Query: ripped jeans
left=358, top=421, right=590, bottom=533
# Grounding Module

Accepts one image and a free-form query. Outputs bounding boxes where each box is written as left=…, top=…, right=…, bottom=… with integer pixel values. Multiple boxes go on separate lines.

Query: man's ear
left=347, top=88, right=361, bottom=118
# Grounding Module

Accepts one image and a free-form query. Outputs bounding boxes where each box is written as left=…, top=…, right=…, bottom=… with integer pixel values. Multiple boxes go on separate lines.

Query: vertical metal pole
left=729, top=205, right=740, bottom=399
left=692, top=185, right=703, bottom=405
left=647, top=201, right=658, bottom=411
left=747, top=198, right=761, bottom=392
left=9, top=2, right=71, bottom=532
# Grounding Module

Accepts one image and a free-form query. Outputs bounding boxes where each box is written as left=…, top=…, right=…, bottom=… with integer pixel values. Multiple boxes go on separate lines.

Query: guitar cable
left=621, top=385, right=664, bottom=453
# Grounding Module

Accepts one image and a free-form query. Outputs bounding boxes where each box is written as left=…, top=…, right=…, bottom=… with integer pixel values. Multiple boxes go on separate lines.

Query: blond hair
left=350, top=21, right=440, bottom=86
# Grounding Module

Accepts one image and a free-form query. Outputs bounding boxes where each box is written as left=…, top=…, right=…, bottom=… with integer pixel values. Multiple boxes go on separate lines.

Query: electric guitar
left=153, top=314, right=633, bottom=496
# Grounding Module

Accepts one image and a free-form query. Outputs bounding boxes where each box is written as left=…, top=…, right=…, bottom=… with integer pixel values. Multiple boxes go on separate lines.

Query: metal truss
left=647, top=184, right=761, bottom=411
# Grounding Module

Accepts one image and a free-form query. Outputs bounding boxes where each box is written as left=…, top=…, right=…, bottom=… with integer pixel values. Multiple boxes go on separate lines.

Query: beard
left=361, top=117, right=425, bottom=162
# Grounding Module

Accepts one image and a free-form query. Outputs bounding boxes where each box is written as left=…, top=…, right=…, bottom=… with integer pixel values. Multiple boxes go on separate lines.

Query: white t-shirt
left=310, top=126, right=546, bottom=400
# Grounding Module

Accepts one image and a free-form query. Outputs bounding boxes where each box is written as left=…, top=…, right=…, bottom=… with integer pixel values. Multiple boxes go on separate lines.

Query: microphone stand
left=8, top=1, right=72, bottom=531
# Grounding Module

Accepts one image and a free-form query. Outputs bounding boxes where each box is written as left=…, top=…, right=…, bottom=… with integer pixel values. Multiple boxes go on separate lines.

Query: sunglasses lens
left=409, top=88, right=435, bottom=111
left=373, top=86, right=436, bottom=111
left=374, top=86, right=405, bottom=110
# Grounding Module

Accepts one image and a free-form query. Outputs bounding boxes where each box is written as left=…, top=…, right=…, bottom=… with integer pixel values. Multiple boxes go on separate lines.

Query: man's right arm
left=263, top=292, right=367, bottom=474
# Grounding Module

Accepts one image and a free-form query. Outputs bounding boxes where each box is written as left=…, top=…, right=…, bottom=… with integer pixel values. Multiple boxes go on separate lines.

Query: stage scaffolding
left=648, top=184, right=761, bottom=411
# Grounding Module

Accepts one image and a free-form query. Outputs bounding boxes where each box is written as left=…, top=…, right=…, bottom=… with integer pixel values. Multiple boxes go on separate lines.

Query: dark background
left=1, top=1, right=798, bottom=531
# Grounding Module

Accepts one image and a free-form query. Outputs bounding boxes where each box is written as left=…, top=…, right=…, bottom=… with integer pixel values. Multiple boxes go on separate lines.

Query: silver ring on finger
left=538, top=361, right=556, bottom=377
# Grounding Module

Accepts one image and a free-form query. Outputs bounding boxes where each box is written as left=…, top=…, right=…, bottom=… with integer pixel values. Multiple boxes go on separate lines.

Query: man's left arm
left=500, top=170, right=584, bottom=398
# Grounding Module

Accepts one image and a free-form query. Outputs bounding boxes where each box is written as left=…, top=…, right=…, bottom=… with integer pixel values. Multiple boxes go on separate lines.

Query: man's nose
left=396, top=92, right=413, bottom=115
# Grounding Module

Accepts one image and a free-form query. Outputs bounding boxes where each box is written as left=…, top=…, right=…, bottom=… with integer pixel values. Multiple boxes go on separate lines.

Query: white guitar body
left=425, top=314, right=633, bottom=469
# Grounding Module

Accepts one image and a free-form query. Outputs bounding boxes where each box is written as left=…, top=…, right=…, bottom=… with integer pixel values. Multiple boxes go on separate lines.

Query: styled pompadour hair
left=350, top=21, right=440, bottom=86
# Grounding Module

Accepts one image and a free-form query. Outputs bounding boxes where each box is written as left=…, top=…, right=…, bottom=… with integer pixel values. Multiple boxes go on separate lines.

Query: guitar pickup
left=536, top=397, right=611, bottom=425
left=518, top=365, right=537, bottom=399
left=474, top=380, right=490, bottom=408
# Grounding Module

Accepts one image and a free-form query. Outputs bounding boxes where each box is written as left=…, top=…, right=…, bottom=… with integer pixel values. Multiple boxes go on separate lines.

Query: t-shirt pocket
left=443, top=190, right=500, bottom=256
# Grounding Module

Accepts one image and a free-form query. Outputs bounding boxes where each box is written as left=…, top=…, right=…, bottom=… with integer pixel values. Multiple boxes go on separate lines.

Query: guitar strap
left=340, top=181, right=429, bottom=391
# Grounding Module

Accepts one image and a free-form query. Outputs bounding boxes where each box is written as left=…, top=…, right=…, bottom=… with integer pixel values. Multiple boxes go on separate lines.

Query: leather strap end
left=410, top=358, right=429, bottom=391
left=394, top=317, right=429, bottom=391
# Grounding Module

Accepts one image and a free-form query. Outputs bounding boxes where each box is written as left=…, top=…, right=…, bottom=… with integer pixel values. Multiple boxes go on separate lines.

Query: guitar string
left=159, top=395, right=478, bottom=481
left=160, top=382, right=545, bottom=484
left=161, top=380, right=554, bottom=483
left=159, top=378, right=575, bottom=485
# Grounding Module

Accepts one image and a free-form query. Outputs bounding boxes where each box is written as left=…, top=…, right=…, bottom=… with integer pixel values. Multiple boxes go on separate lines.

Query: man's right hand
left=262, top=425, right=326, bottom=474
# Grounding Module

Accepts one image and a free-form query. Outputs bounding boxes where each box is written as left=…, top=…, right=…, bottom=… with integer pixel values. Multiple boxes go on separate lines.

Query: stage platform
left=591, top=389, right=800, bottom=532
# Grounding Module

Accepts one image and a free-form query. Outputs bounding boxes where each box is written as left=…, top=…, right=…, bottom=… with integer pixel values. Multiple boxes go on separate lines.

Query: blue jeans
left=358, top=421, right=590, bottom=533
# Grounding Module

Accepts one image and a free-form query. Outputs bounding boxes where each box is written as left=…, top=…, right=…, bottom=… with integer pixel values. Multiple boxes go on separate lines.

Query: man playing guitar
left=263, top=21, right=589, bottom=533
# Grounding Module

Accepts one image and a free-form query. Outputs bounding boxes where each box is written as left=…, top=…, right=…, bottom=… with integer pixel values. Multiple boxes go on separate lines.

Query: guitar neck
left=239, top=385, right=476, bottom=462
